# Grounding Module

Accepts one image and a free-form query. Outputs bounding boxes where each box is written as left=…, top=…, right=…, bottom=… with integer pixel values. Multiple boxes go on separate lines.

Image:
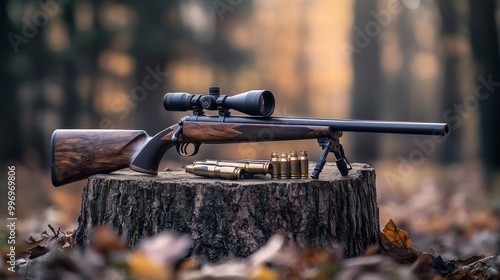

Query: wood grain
left=181, top=122, right=332, bottom=143
left=51, top=130, right=148, bottom=186
left=75, top=163, right=379, bottom=262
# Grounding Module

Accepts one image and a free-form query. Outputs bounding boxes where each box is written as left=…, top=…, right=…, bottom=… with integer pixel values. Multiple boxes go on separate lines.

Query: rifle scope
left=163, top=87, right=275, bottom=117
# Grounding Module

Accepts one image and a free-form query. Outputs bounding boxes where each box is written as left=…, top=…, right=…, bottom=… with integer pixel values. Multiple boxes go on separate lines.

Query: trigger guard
left=176, top=142, right=201, bottom=156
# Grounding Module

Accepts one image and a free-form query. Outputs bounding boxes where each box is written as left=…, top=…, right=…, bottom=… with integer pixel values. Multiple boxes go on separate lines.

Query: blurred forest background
left=1, top=0, right=500, bottom=254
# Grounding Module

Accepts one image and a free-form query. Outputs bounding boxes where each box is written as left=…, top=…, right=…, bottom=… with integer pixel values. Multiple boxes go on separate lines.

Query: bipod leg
left=310, top=138, right=331, bottom=179
left=330, top=138, right=352, bottom=176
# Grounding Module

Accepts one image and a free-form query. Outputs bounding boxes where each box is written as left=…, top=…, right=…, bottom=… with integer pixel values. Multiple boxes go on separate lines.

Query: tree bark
left=468, top=0, right=500, bottom=210
left=75, top=163, right=379, bottom=262
left=351, top=0, right=382, bottom=162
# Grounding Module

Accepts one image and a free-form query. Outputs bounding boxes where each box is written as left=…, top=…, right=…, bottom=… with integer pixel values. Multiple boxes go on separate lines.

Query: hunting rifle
left=51, top=87, right=449, bottom=186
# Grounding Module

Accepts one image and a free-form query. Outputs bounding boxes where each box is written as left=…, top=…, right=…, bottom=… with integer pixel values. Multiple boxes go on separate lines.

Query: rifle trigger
left=176, top=142, right=201, bottom=157
left=172, top=120, right=184, bottom=144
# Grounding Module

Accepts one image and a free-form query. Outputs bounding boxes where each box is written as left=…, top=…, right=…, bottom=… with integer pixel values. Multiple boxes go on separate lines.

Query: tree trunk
left=351, top=0, right=382, bottom=162
left=468, top=0, right=500, bottom=210
left=75, top=163, right=379, bottom=262
left=437, top=0, right=462, bottom=163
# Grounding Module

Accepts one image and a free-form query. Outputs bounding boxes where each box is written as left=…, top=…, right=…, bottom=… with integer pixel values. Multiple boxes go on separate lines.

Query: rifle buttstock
left=51, top=129, right=149, bottom=187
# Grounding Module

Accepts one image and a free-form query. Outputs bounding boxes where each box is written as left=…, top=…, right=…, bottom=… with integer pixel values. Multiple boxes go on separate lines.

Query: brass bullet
left=300, top=151, right=309, bottom=178
left=185, top=164, right=244, bottom=180
left=270, top=152, right=279, bottom=179
left=279, top=152, right=290, bottom=179
left=192, top=160, right=271, bottom=175
left=289, top=151, right=300, bottom=179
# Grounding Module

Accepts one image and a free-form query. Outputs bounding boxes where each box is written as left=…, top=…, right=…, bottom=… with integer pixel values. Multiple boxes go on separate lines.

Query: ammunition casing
left=300, top=151, right=309, bottom=178
left=289, top=151, right=300, bottom=179
left=279, top=152, right=290, bottom=179
left=270, top=152, right=279, bottom=179
left=186, top=164, right=244, bottom=180
left=192, top=160, right=271, bottom=175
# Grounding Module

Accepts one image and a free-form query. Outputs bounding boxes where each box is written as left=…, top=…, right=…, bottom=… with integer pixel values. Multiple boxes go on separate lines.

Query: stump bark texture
left=75, top=163, right=379, bottom=262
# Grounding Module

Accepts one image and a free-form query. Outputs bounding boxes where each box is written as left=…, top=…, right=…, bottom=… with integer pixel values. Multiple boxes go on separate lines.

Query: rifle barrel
left=184, top=115, right=449, bottom=136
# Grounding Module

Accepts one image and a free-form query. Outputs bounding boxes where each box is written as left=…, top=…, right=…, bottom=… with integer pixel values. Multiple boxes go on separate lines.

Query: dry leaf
left=381, top=219, right=413, bottom=249
left=380, top=219, right=422, bottom=263
left=23, top=226, right=75, bottom=259
left=177, top=257, right=202, bottom=272
left=431, top=254, right=486, bottom=277
left=431, top=254, right=455, bottom=276
left=249, top=265, right=279, bottom=280
left=128, top=251, right=173, bottom=280
left=92, top=226, right=126, bottom=254
left=411, top=254, right=442, bottom=279
left=136, top=232, right=192, bottom=266
left=448, top=255, right=500, bottom=280
left=363, top=244, right=380, bottom=256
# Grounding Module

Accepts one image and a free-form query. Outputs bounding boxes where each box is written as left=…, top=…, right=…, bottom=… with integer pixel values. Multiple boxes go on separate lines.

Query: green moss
left=130, top=225, right=140, bottom=247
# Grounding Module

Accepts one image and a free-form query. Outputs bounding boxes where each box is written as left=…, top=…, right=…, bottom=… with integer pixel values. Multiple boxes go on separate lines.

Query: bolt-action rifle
left=51, top=87, right=449, bottom=186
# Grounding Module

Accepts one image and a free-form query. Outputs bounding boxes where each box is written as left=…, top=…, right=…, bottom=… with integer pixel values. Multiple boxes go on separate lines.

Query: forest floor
left=376, top=159, right=500, bottom=259
left=1, top=158, right=499, bottom=278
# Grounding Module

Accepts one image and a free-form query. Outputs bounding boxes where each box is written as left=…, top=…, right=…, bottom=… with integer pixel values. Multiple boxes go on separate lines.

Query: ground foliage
left=1, top=219, right=500, bottom=280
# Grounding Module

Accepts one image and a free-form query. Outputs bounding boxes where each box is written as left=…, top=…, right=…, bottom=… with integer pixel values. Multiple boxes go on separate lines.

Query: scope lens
left=163, top=93, right=193, bottom=111
left=259, top=90, right=275, bottom=117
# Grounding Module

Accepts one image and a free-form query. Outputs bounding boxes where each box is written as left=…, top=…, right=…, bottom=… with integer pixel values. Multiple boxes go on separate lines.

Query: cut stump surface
left=75, top=163, right=379, bottom=262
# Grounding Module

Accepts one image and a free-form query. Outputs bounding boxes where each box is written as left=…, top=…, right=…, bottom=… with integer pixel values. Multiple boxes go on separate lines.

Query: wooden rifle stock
left=51, top=122, right=331, bottom=186
left=51, top=129, right=150, bottom=186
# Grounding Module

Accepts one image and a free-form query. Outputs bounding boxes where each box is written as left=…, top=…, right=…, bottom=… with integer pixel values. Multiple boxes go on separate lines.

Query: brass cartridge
left=300, top=151, right=309, bottom=178
left=270, top=152, right=279, bottom=179
left=289, top=151, right=300, bottom=179
left=192, top=160, right=271, bottom=175
left=279, top=152, right=290, bottom=179
left=185, top=164, right=244, bottom=180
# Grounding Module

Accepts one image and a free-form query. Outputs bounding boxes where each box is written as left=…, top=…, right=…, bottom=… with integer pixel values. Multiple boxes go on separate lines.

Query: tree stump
left=75, top=163, right=379, bottom=262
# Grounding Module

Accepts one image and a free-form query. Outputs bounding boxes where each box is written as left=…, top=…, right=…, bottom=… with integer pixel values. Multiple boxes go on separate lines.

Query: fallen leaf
left=430, top=254, right=486, bottom=277
left=136, top=232, right=192, bottom=266
left=92, top=226, right=126, bottom=254
left=250, top=265, right=279, bottom=280
left=453, top=255, right=485, bottom=267
left=380, top=219, right=422, bottom=263
left=448, top=255, right=500, bottom=280
left=177, top=257, right=202, bottom=272
left=381, top=219, right=413, bottom=249
left=363, top=244, right=380, bottom=256
left=250, top=235, right=286, bottom=267
left=128, top=251, right=173, bottom=280
left=410, top=254, right=440, bottom=279
left=431, top=254, right=455, bottom=276
left=178, top=261, right=248, bottom=279
left=23, top=226, right=72, bottom=259
left=339, top=255, right=415, bottom=280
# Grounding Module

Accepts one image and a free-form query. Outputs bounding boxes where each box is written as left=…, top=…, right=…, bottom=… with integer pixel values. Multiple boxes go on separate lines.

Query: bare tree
left=351, top=0, right=382, bottom=162
left=468, top=0, right=500, bottom=207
